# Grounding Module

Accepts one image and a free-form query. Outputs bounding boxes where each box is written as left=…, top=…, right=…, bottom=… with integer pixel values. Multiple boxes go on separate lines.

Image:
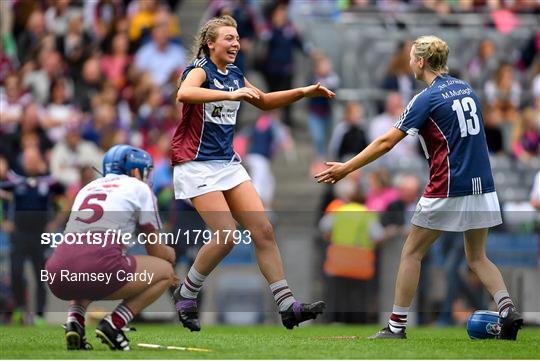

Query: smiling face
left=208, top=26, right=240, bottom=66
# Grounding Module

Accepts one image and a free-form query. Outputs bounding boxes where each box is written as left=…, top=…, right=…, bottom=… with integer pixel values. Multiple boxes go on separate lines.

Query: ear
left=418, top=57, right=425, bottom=69
left=130, top=168, right=142, bottom=179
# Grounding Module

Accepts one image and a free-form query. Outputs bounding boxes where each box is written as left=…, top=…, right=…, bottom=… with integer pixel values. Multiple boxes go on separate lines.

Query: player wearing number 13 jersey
left=46, top=145, right=178, bottom=351
left=316, top=36, right=522, bottom=341
left=394, top=73, right=495, bottom=198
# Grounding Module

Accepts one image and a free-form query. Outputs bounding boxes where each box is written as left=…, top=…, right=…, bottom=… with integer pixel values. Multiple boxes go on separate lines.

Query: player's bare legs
left=174, top=181, right=325, bottom=331
left=464, top=228, right=523, bottom=340
left=224, top=181, right=325, bottom=329
left=394, top=225, right=442, bottom=307
left=223, top=181, right=284, bottom=283
left=173, top=191, right=238, bottom=331
left=463, top=228, right=506, bottom=294
left=190, top=191, right=238, bottom=275
left=369, top=225, right=441, bottom=339
left=95, top=256, right=177, bottom=350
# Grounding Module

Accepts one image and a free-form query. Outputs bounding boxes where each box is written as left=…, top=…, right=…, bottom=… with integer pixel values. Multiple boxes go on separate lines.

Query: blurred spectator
left=483, top=106, right=505, bottom=154
left=56, top=11, right=93, bottom=78
left=23, top=50, right=64, bottom=105
left=134, top=10, right=186, bottom=86
left=365, top=168, right=400, bottom=212
left=49, top=122, right=103, bottom=187
left=369, top=92, right=420, bottom=163
left=466, top=38, right=498, bottom=89
left=382, top=40, right=415, bottom=105
left=44, top=0, right=80, bottom=37
left=244, top=111, right=293, bottom=210
left=128, top=0, right=160, bottom=46
left=0, top=73, right=32, bottom=135
left=0, top=40, right=17, bottom=85
left=147, top=132, right=174, bottom=207
left=15, top=9, right=46, bottom=65
left=100, top=32, right=132, bottom=89
left=128, top=0, right=180, bottom=48
left=73, top=56, right=103, bottom=113
left=135, top=85, right=178, bottom=147
left=532, top=60, right=540, bottom=108
left=328, top=101, right=368, bottom=162
left=484, top=62, right=522, bottom=123
left=516, top=30, right=539, bottom=71
left=0, top=147, right=65, bottom=325
left=379, top=174, right=420, bottom=232
left=5, top=103, right=53, bottom=170
left=307, top=53, right=340, bottom=161
left=93, top=80, right=133, bottom=129
left=259, top=2, right=309, bottom=127
left=87, top=0, right=125, bottom=42
left=512, top=107, right=540, bottom=161
left=81, top=103, right=118, bottom=150
left=530, top=170, right=540, bottom=210
left=41, top=77, right=79, bottom=142
left=64, top=165, right=97, bottom=212
left=320, top=176, right=382, bottom=323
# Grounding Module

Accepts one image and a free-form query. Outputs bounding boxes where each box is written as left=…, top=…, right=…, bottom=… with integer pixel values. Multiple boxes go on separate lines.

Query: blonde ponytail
left=413, top=35, right=449, bottom=74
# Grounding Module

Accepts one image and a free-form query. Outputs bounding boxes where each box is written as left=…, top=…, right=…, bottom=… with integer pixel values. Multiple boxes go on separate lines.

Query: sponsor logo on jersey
left=211, top=106, right=223, bottom=118
left=213, top=78, right=225, bottom=89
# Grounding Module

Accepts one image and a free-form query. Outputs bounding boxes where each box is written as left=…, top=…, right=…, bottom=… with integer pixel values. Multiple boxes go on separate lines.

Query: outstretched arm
left=314, top=127, right=406, bottom=184
left=176, top=68, right=260, bottom=104
left=244, top=78, right=335, bottom=111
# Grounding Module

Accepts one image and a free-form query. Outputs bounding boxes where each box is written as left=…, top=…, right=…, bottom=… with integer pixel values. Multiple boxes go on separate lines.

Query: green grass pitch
left=0, top=324, right=538, bottom=359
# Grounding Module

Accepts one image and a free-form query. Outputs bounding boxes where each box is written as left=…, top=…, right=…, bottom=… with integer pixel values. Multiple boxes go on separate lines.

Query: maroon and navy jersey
left=394, top=74, right=495, bottom=198
left=172, top=57, right=245, bottom=164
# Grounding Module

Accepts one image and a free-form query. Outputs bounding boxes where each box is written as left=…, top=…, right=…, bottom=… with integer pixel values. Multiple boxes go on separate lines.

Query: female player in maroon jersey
left=172, top=15, right=335, bottom=331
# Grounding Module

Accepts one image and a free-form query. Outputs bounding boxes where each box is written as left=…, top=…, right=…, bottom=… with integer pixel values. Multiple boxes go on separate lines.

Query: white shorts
left=411, top=191, right=502, bottom=232
left=173, top=159, right=251, bottom=200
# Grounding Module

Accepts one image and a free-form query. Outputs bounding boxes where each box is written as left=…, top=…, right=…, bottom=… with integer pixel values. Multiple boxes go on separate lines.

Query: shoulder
left=181, top=57, right=210, bottom=80
left=407, top=87, right=431, bottom=109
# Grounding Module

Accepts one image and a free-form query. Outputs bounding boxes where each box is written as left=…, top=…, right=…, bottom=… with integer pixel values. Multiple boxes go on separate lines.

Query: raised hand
left=303, top=83, right=336, bottom=98
left=314, top=162, right=349, bottom=184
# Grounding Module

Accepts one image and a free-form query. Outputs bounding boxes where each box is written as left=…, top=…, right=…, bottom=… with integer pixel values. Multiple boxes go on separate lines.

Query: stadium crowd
left=0, top=0, right=538, bottom=326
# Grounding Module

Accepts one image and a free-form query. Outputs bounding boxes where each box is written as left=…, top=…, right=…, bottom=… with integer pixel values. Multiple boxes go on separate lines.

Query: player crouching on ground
left=45, top=145, right=178, bottom=351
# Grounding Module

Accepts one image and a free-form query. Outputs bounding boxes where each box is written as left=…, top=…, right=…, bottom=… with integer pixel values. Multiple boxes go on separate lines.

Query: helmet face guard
left=142, top=166, right=154, bottom=188
left=102, top=145, right=154, bottom=182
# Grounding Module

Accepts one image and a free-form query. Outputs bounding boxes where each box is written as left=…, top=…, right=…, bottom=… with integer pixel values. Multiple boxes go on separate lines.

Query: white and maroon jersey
left=394, top=74, right=495, bottom=198
left=171, top=57, right=244, bottom=164
left=65, top=174, right=162, bottom=234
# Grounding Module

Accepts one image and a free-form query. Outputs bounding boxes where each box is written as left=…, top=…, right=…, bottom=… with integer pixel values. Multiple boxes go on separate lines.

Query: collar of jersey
left=429, top=73, right=448, bottom=87
left=205, top=56, right=229, bottom=75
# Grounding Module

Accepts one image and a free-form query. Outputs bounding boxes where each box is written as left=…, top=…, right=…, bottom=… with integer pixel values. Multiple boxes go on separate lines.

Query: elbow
left=258, top=103, right=272, bottom=111
left=379, top=138, right=395, bottom=153
left=176, top=91, right=185, bottom=103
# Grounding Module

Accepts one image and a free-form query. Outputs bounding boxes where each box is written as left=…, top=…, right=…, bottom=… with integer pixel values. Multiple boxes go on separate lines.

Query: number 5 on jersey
left=452, top=96, right=480, bottom=138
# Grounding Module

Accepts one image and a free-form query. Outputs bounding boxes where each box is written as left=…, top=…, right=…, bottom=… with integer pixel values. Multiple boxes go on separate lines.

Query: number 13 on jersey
left=452, top=96, right=480, bottom=138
